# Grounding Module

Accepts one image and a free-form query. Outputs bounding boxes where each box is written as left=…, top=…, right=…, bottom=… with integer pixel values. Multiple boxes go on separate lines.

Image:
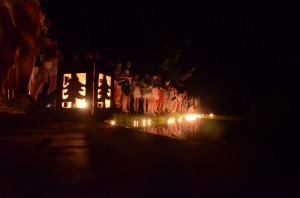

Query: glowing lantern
left=96, top=73, right=112, bottom=109
left=61, top=73, right=87, bottom=108
left=93, top=60, right=114, bottom=120
left=57, top=55, right=113, bottom=120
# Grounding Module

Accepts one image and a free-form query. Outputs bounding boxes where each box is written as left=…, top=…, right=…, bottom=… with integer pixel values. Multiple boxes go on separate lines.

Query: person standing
left=29, top=38, right=58, bottom=101
left=131, top=74, right=141, bottom=113
left=28, top=8, right=51, bottom=101
left=0, top=0, right=41, bottom=113
left=113, top=62, right=123, bottom=108
left=120, top=60, right=132, bottom=113
left=47, top=45, right=63, bottom=95
left=158, top=79, right=170, bottom=114
left=149, top=74, right=159, bottom=115
left=140, top=74, right=151, bottom=115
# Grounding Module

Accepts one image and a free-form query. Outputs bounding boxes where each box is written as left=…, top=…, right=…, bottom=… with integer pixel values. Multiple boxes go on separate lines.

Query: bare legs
left=142, top=97, right=150, bottom=115
left=114, top=83, right=122, bottom=107
left=133, top=97, right=140, bottom=112
left=11, top=2, right=40, bottom=101
left=121, top=93, right=130, bottom=113
left=29, top=67, right=50, bottom=100
left=47, top=74, right=57, bottom=95
left=0, top=7, right=18, bottom=100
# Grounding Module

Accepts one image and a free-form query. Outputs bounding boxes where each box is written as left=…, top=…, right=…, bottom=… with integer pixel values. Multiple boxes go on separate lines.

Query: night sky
left=41, top=0, right=299, bottom=113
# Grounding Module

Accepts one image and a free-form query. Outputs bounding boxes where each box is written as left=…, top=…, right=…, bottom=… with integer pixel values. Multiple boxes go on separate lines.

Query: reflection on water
left=127, top=115, right=214, bottom=141
left=114, top=113, right=223, bottom=142
left=140, top=119, right=202, bottom=140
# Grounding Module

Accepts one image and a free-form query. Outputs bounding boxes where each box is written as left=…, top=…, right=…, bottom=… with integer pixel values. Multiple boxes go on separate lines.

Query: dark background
left=40, top=0, right=299, bottom=115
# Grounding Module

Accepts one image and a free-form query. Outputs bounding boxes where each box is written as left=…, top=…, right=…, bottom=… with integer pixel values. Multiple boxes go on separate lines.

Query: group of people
left=114, top=61, right=201, bottom=115
left=0, top=0, right=61, bottom=114
left=0, top=0, right=200, bottom=116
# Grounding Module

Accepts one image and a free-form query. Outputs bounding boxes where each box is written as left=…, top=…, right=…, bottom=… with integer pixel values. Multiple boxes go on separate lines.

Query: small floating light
left=168, top=118, right=175, bottom=125
left=133, top=120, right=139, bottom=127
left=185, top=114, right=197, bottom=121
left=209, top=113, right=214, bottom=118
left=147, top=119, right=151, bottom=126
left=110, top=120, right=115, bottom=125
left=178, top=117, right=183, bottom=123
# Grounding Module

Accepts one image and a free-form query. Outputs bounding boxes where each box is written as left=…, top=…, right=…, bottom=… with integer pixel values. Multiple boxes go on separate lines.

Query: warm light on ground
left=76, top=100, right=87, bottom=108
left=134, top=120, right=139, bottom=127
left=178, top=117, right=183, bottom=123
left=185, top=114, right=198, bottom=121
left=168, top=118, right=175, bottom=125
left=141, top=119, right=152, bottom=127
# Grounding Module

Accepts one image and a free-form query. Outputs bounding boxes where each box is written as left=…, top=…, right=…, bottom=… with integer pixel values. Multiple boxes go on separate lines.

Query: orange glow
left=97, top=73, right=112, bottom=108
left=134, top=120, right=139, bottom=127
left=62, top=73, right=87, bottom=108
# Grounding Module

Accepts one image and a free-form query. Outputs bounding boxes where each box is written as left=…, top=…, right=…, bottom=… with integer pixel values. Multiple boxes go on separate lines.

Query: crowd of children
left=113, top=61, right=201, bottom=115
left=0, top=3, right=200, bottom=115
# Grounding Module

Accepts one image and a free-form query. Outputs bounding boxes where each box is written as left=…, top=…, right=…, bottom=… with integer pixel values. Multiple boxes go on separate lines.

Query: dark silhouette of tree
left=98, top=74, right=111, bottom=107
left=140, top=38, right=195, bottom=89
left=64, top=73, right=85, bottom=106
left=158, top=39, right=195, bottom=88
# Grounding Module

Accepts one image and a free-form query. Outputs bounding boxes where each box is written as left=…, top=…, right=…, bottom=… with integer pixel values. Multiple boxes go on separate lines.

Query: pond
left=111, top=113, right=235, bottom=144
